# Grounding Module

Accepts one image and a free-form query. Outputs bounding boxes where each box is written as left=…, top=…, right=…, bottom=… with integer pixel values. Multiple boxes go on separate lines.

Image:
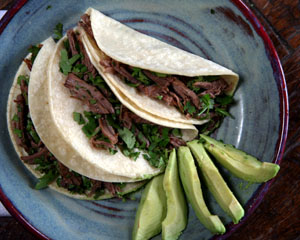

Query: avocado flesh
left=200, top=134, right=280, bottom=183
left=178, top=146, right=226, bottom=234
left=188, top=141, right=244, bottom=224
left=162, top=149, right=188, bottom=240
left=132, top=174, right=166, bottom=240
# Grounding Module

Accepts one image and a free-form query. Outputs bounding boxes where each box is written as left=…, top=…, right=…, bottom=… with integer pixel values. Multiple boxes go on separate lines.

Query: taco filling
left=60, top=29, right=187, bottom=169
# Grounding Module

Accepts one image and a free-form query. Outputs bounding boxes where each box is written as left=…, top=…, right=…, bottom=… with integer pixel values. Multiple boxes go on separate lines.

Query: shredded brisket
left=23, top=59, right=32, bottom=71
left=103, top=182, right=121, bottom=196
left=67, top=30, right=79, bottom=56
left=119, top=105, right=152, bottom=129
left=172, top=78, right=200, bottom=109
left=58, top=162, right=82, bottom=188
left=99, top=117, right=118, bottom=144
left=90, top=136, right=115, bottom=149
left=65, top=73, right=114, bottom=114
left=143, top=70, right=172, bottom=88
left=87, top=179, right=102, bottom=197
left=78, top=14, right=94, bottom=39
left=194, top=78, right=228, bottom=98
left=20, top=147, right=49, bottom=164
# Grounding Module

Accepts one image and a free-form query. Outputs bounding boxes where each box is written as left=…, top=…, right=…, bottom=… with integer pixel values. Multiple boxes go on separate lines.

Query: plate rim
left=0, top=0, right=289, bottom=239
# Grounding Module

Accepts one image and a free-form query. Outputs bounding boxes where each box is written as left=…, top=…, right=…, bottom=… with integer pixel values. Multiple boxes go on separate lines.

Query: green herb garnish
left=59, top=49, right=81, bottom=75
left=73, top=112, right=85, bottom=125
left=118, top=127, right=136, bottom=149
left=34, top=170, right=59, bottom=190
left=54, top=23, right=63, bottom=41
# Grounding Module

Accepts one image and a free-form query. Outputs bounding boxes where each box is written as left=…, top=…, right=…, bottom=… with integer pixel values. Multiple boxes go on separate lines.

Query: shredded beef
left=110, top=61, right=140, bottom=85
left=58, top=162, right=82, bottom=188
left=90, top=136, right=115, bottom=149
left=169, top=92, right=184, bottom=111
left=139, top=85, right=168, bottom=98
left=100, top=58, right=115, bottom=74
left=119, top=105, right=152, bottom=129
left=21, top=147, right=49, bottom=164
left=194, top=78, right=228, bottom=98
left=23, top=59, right=32, bottom=71
left=67, top=30, right=79, bottom=56
left=103, top=182, right=121, bottom=196
left=143, top=70, right=172, bottom=88
left=75, top=33, right=97, bottom=78
left=65, top=73, right=114, bottom=114
left=79, top=14, right=94, bottom=39
left=87, top=179, right=102, bottom=197
left=169, top=136, right=186, bottom=148
left=171, top=78, right=200, bottom=109
left=99, top=117, right=118, bottom=144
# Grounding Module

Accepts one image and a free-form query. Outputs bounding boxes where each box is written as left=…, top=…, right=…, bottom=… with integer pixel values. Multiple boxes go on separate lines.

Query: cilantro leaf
left=35, top=170, right=59, bottom=190
left=184, top=101, right=196, bottom=114
left=73, top=112, right=85, bottom=125
left=28, top=45, right=41, bottom=64
left=216, top=95, right=233, bottom=105
left=53, top=23, right=63, bottom=41
left=118, top=127, right=136, bottom=149
left=17, top=75, right=29, bottom=85
left=59, top=49, right=80, bottom=75
left=131, top=67, right=151, bottom=85
left=13, top=128, right=22, bottom=138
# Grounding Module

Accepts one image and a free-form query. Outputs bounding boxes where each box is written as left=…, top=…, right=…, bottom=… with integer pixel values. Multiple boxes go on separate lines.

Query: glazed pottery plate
left=0, top=0, right=288, bottom=239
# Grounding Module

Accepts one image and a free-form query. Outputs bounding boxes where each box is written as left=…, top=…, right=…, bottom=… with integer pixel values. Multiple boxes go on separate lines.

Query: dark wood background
left=1, top=0, right=299, bottom=239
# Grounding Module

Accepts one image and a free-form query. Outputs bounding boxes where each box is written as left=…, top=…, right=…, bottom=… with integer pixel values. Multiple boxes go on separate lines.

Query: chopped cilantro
left=81, top=112, right=99, bottom=139
left=46, top=5, right=52, bottom=10
left=34, top=170, right=59, bottom=190
left=59, top=49, right=81, bottom=75
left=203, top=76, right=219, bottom=82
left=184, top=101, right=196, bottom=114
left=13, top=128, right=22, bottom=138
left=210, top=9, right=216, bottom=14
left=89, top=99, right=97, bottom=105
left=157, top=95, right=163, bottom=100
left=73, top=112, right=85, bottom=125
left=172, top=129, right=182, bottom=137
left=216, top=95, right=233, bottom=105
left=109, top=148, right=117, bottom=155
left=53, top=23, right=63, bottom=41
left=131, top=67, right=151, bottom=85
left=153, top=72, right=167, bottom=77
left=216, top=108, right=233, bottom=118
left=28, top=45, right=41, bottom=64
left=118, top=127, right=136, bottom=149
left=17, top=75, right=29, bottom=85
left=12, top=114, right=19, bottom=122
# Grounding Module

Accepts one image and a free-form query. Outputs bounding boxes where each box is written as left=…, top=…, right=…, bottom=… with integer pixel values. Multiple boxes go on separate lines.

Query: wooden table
left=0, top=0, right=299, bottom=239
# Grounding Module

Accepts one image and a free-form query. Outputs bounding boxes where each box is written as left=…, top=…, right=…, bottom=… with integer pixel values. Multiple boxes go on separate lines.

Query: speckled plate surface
left=0, top=0, right=288, bottom=239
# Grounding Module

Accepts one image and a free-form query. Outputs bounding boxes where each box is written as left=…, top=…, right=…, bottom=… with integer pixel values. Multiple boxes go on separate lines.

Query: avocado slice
left=188, top=141, right=244, bottom=224
left=132, top=174, right=166, bottom=240
left=178, top=146, right=226, bottom=234
left=200, top=134, right=280, bottom=182
left=162, top=149, right=187, bottom=240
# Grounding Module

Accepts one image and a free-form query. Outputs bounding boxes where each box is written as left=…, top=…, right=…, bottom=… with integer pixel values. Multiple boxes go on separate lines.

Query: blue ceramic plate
left=0, top=0, right=288, bottom=239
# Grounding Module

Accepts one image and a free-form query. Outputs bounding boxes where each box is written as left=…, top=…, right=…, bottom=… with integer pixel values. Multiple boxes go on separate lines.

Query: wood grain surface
left=1, top=0, right=300, bottom=240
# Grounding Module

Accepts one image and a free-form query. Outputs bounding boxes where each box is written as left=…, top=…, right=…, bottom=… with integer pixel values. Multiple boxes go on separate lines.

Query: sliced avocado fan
left=178, top=146, right=226, bottom=234
left=188, top=141, right=244, bottom=224
left=132, top=174, right=166, bottom=240
left=200, top=134, right=280, bottom=183
left=162, top=149, right=188, bottom=240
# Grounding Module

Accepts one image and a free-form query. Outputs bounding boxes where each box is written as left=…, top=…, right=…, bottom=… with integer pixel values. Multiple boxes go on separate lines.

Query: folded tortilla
left=7, top=38, right=146, bottom=199
left=82, top=8, right=239, bottom=125
left=48, top=32, right=197, bottom=180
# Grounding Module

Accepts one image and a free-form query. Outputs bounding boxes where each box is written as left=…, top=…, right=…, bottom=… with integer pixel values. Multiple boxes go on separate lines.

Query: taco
left=78, top=8, right=239, bottom=132
left=7, top=38, right=145, bottom=200
left=45, top=26, right=198, bottom=181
